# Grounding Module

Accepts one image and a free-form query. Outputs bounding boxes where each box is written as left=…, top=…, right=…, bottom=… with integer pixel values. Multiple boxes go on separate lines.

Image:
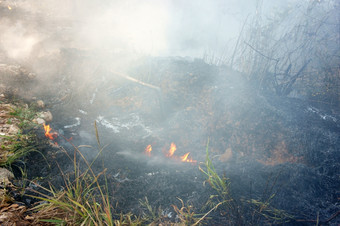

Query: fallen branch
left=110, top=70, right=160, bottom=91
left=109, top=70, right=164, bottom=118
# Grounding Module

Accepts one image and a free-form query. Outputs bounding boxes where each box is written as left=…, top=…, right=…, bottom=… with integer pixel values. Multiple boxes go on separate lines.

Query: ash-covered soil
left=1, top=48, right=339, bottom=224
left=39, top=56, right=339, bottom=224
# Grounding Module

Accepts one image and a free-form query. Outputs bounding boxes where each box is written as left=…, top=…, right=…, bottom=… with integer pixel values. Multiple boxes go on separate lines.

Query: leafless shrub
left=231, top=0, right=339, bottom=107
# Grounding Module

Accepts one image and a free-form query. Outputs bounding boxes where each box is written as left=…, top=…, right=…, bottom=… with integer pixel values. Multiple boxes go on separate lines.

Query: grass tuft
left=27, top=122, right=114, bottom=225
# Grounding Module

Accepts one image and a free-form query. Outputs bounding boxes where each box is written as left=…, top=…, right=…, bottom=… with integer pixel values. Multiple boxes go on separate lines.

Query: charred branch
left=276, top=59, right=311, bottom=96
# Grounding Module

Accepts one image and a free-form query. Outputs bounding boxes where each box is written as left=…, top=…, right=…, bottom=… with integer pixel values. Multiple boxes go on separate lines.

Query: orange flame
left=166, top=142, right=177, bottom=157
left=144, top=142, right=197, bottom=164
left=43, top=123, right=58, bottom=140
left=145, top=144, right=152, bottom=156
left=180, top=152, right=197, bottom=163
left=180, top=152, right=190, bottom=161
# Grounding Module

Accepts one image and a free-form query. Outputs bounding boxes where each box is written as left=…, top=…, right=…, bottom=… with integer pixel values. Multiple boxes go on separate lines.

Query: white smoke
left=0, top=20, right=42, bottom=59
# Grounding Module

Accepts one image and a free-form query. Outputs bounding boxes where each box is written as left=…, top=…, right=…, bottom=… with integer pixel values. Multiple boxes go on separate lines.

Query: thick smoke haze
left=0, top=0, right=300, bottom=64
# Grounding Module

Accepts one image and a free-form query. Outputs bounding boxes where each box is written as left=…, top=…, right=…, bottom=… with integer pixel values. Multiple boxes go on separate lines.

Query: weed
left=113, top=212, right=143, bottom=226
left=29, top=123, right=114, bottom=225
left=9, top=105, right=37, bottom=130
left=199, top=139, right=292, bottom=225
left=199, top=139, right=243, bottom=224
left=0, top=102, right=45, bottom=167
left=0, top=134, right=39, bottom=167
left=139, top=196, right=167, bottom=224
left=172, top=197, right=202, bottom=225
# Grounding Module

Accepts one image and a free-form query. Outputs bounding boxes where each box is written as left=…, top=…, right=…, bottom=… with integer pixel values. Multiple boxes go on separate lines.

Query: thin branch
left=230, top=15, right=249, bottom=69
left=244, top=41, right=279, bottom=62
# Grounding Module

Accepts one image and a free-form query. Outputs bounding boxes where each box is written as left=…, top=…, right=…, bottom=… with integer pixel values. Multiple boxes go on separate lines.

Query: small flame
left=180, top=152, right=190, bottom=161
left=166, top=142, right=177, bottom=157
left=143, top=142, right=197, bottom=164
left=8, top=5, right=12, bottom=10
left=43, top=123, right=58, bottom=140
left=180, top=152, right=197, bottom=163
left=145, top=144, right=152, bottom=156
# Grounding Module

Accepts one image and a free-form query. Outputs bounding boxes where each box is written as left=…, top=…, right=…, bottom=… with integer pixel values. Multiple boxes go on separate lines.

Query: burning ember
left=43, top=123, right=58, bottom=140
left=144, top=144, right=152, bottom=156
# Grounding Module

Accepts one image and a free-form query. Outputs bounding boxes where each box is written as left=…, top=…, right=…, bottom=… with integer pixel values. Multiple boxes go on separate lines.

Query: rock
left=33, top=118, right=45, bottom=125
left=0, top=168, right=14, bottom=185
left=8, top=125, right=19, bottom=135
left=27, top=72, right=36, bottom=79
left=39, top=111, right=52, bottom=122
left=36, top=100, right=45, bottom=109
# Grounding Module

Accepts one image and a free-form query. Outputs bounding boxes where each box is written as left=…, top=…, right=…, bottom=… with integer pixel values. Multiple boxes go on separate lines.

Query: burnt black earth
left=24, top=57, right=339, bottom=225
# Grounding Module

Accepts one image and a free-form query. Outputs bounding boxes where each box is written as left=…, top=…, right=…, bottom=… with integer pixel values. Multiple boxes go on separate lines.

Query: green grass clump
left=9, top=105, right=38, bottom=130
left=0, top=104, right=41, bottom=167
left=29, top=123, right=115, bottom=225
left=0, top=133, right=38, bottom=167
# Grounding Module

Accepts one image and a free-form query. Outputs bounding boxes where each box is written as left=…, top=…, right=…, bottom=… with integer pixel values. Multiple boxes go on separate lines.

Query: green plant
left=199, top=139, right=292, bottom=225
left=139, top=196, right=177, bottom=225
left=139, top=197, right=161, bottom=223
left=0, top=133, right=39, bottom=167
left=199, top=139, right=243, bottom=224
left=246, top=197, right=293, bottom=224
left=113, top=212, right=143, bottom=226
left=29, top=123, right=114, bottom=225
left=12, top=164, right=28, bottom=195
left=9, top=105, right=38, bottom=130
left=199, top=140, right=231, bottom=204
left=25, top=122, right=162, bottom=225
left=172, top=197, right=203, bottom=225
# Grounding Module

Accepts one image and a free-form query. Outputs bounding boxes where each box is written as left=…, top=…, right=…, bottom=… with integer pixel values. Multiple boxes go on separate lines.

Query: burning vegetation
left=0, top=0, right=339, bottom=225
left=43, top=123, right=57, bottom=140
